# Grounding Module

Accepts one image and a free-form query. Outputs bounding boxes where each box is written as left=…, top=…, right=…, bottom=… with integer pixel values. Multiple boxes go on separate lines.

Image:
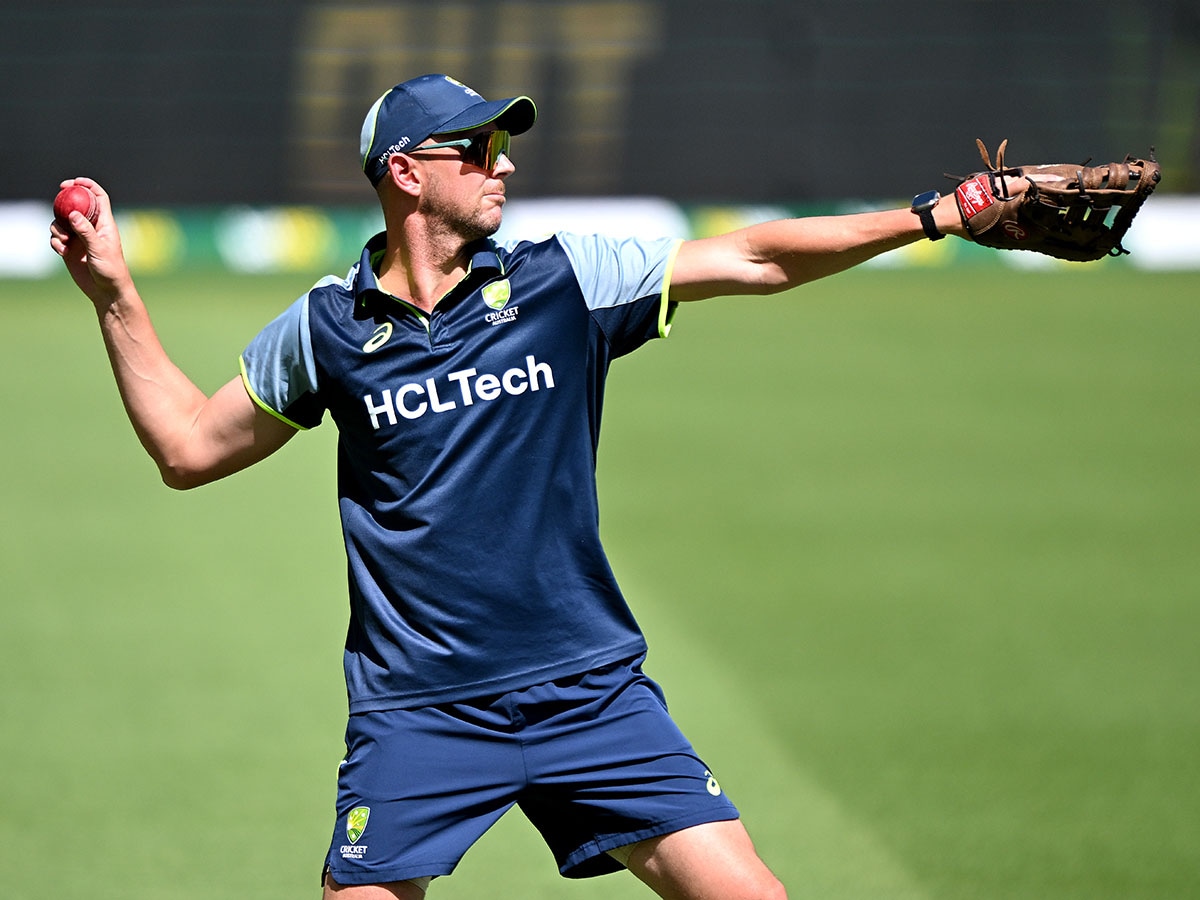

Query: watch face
left=912, top=190, right=940, bottom=211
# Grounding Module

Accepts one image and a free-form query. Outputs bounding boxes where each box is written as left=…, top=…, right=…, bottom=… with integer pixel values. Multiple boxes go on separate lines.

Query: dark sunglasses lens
left=473, top=131, right=510, bottom=168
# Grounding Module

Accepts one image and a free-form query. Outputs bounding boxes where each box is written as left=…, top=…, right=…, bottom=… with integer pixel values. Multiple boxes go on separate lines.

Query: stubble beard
left=422, top=191, right=503, bottom=247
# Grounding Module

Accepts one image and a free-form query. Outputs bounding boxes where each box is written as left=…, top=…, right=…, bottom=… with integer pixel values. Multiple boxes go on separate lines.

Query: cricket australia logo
left=482, top=279, right=519, bottom=326
left=445, top=75, right=480, bottom=98
left=482, top=279, right=511, bottom=309
left=340, top=806, right=371, bottom=860
left=347, top=806, right=370, bottom=843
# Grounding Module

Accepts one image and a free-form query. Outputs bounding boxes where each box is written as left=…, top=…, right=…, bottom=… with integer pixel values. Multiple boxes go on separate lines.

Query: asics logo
left=705, top=770, right=722, bottom=796
left=363, top=322, right=393, bottom=352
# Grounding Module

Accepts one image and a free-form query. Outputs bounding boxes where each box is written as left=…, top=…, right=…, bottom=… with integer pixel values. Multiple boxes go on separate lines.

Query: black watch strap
left=911, top=190, right=945, bottom=242
left=917, top=207, right=944, bottom=241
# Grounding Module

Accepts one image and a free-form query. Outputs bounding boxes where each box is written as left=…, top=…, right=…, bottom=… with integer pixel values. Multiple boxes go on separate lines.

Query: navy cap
left=360, top=74, right=537, bottom=185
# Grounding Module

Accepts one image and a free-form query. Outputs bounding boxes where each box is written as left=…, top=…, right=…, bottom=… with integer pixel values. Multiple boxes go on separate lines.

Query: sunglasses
left=408, top=130, right=511, bottom=169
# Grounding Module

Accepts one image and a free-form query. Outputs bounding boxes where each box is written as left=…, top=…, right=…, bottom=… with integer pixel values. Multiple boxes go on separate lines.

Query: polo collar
left=354, top=232, right=504, bottom=318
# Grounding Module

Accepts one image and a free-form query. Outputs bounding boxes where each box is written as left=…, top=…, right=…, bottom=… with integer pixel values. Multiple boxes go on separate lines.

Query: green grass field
left=1, top=265, right=1197, bottom=899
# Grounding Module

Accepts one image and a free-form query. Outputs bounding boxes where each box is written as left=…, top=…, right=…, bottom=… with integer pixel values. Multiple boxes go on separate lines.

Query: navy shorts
left=323, top=656, right=739, bottom=886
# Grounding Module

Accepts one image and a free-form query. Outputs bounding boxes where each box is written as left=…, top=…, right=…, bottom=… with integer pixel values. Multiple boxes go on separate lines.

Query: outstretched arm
left=668, top=188, right=1003, bottom=303
left=50, top=178, right=297, bottom=489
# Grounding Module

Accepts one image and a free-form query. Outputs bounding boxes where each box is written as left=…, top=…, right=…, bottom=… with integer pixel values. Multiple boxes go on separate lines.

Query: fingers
left=67, top=176, right=114, bottom=224
left=59, top=175, right=110, bottom=205
left=48, top=176, right=133, bottom=304
left=49, top=209, right=97, bottom=265
left=50, top=177, right=104, bottom=250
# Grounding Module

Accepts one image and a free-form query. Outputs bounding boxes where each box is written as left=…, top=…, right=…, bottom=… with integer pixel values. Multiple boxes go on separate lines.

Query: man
left=51, top=74, right=1023, bottom=900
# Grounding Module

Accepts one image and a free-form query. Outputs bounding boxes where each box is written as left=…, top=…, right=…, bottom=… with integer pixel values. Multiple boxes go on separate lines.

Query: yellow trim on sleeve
left=658, top=238, right=684, bottom=338
left=239, top=357, right=309, bottom=432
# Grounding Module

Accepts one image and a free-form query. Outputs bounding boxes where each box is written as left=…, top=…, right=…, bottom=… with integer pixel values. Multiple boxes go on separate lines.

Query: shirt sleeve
left=239, top=294, right=324, bottom=430
left=554, top=232, right=682, bottom=354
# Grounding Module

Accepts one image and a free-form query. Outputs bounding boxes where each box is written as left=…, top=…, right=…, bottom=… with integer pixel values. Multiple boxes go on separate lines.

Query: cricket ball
left=53, top=185, right=99, bottom=227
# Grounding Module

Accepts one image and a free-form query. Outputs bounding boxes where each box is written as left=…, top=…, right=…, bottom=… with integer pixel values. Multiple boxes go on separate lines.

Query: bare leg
left=322, top=874, right=431, bottom=899
left=620, top=820, right=786, bottom=900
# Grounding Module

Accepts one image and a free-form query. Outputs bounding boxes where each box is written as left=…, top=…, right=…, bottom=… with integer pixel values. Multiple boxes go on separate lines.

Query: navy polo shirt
left=241, top=231, right=681, bottom=711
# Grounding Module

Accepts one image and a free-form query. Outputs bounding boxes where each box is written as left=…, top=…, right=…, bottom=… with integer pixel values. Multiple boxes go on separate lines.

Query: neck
left=375, top=215, right=477, bottom=314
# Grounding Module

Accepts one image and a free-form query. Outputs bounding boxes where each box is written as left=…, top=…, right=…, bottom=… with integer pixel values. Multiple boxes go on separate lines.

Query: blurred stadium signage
left=4, top=198, right=1197, bottom=279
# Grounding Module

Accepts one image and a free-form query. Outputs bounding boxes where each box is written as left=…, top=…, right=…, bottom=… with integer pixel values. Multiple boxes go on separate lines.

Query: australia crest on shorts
left=341, top=806, right=371, bottom=859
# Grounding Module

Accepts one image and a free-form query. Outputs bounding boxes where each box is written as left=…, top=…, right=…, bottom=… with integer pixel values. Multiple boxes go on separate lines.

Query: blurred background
left=3, top=0, right=1198, bottom=275
left=6, top=0, right=1200, bottom=204
left=2, top=3, right=1198, bottom=900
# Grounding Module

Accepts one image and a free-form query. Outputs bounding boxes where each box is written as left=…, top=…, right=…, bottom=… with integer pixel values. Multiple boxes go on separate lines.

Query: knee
left=753, top=872, right=788, bottom=900
left=726, top=867, right=787, bottom=900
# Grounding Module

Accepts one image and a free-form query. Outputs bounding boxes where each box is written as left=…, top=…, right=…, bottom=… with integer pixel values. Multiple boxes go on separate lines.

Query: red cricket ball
left=53, top=185, right=99, bottom=227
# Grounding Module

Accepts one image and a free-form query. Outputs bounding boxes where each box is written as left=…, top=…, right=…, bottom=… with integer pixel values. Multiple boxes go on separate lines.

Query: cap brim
left=436, top=96, right=537, bottom=137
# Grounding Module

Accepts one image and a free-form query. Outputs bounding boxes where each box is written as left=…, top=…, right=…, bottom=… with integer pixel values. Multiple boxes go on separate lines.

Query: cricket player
left=51, top=74, right=1022, bottom=900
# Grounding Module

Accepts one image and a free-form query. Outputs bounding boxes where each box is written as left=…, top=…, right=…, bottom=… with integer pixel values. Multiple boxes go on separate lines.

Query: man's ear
left=385, top=154, right=422, bottom=197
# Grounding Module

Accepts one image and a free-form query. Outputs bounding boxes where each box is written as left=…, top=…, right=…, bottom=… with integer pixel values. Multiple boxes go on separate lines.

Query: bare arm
left=669, top=192, right=982, bottom=303
left=50, top=178, right=297, bottom=489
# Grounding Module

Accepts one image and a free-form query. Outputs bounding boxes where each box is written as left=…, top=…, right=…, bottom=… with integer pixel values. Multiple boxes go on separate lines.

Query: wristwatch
left=911, top=190, right=944, bottom=241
